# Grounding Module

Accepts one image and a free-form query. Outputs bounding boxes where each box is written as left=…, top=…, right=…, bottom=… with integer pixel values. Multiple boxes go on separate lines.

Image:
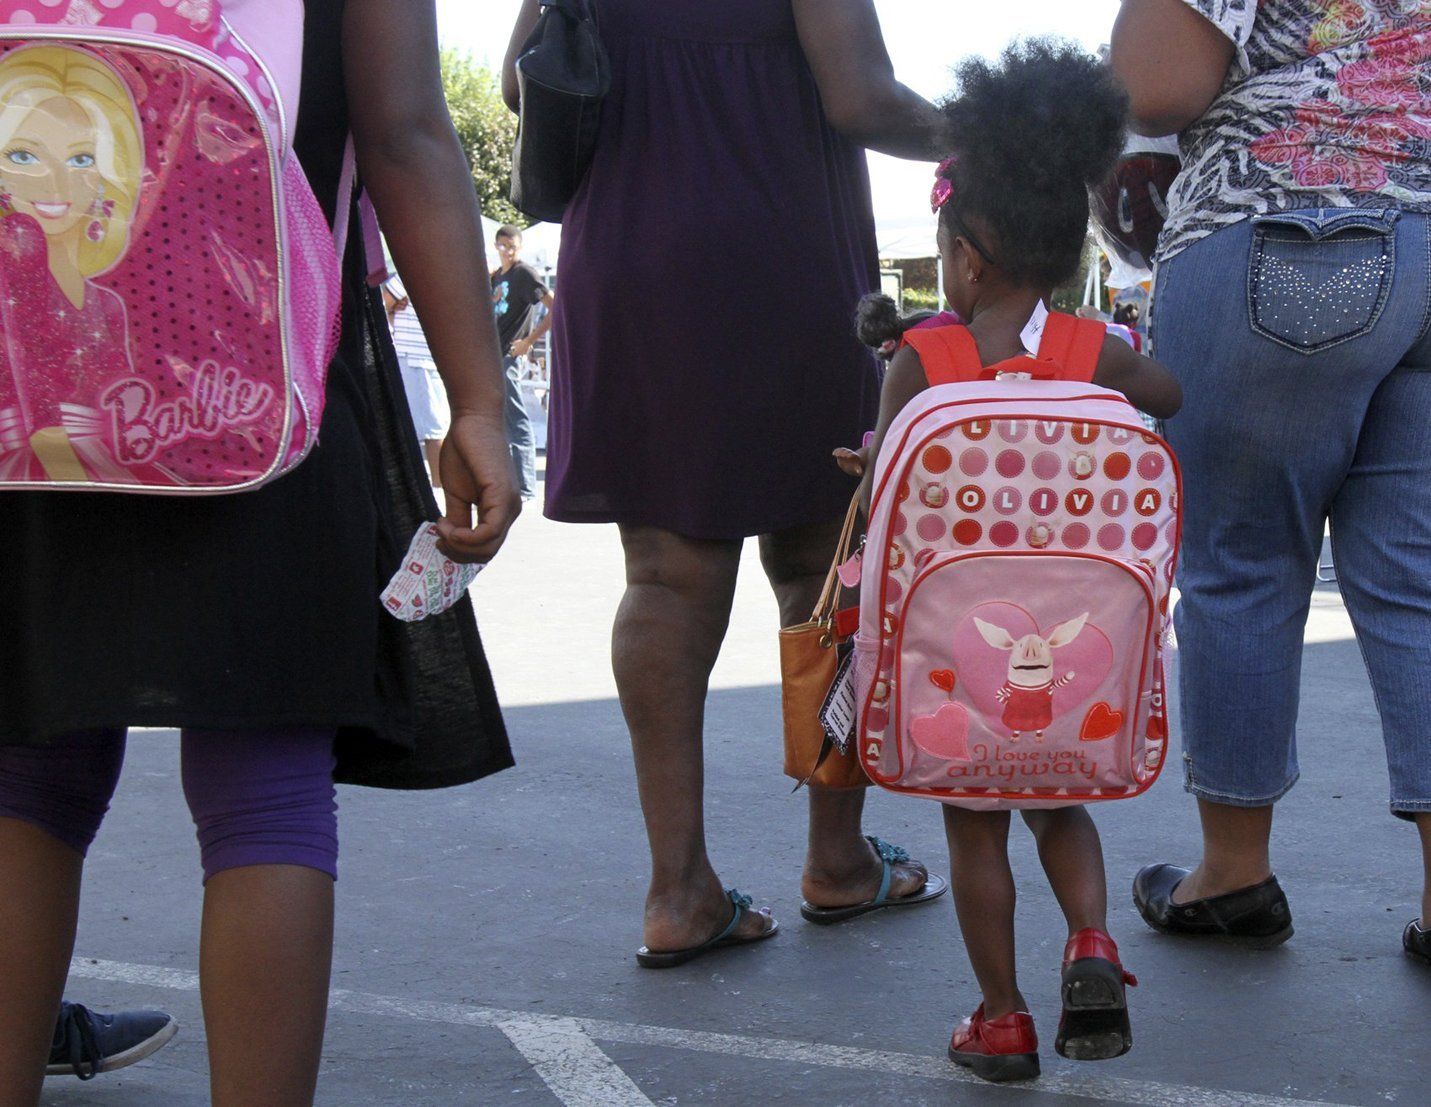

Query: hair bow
left=930, top=155, right=957, bottom=214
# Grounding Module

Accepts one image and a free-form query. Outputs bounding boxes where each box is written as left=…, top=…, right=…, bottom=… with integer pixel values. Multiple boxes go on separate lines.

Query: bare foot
left=642, top=877, right=775, bottom=953
left=801, top=837, right=928, bottom=909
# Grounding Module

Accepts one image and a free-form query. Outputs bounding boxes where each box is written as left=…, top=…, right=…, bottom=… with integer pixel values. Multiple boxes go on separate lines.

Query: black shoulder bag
left=509, top=0, right=610, bottom=223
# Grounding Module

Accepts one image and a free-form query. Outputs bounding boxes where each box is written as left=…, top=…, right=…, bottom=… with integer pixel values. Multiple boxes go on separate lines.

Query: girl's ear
left=958, top=236, right=986, bottom=286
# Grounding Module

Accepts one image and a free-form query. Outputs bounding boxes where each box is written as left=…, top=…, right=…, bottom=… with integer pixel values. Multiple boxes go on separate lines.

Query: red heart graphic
left=1080, top=702, right=1124, bottom=742
left=929, top=669, right=956, bottom=693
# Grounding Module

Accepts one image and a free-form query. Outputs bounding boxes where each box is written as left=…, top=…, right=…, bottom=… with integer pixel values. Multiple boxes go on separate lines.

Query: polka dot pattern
left=923, top=445, right=952, bottom=474
left=885, top=416, right=1178, bottom=581
left=989, top=521, right=1019, bottom=547
left=992, top=487, right=1022, bottom=515
left=994, top=450, right=1025, bottom=478
left=916, top=515, right=945, bottom=542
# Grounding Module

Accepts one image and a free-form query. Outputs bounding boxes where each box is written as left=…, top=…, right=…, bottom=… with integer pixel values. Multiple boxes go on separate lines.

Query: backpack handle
left=904, top=316, right=1105, bottom=385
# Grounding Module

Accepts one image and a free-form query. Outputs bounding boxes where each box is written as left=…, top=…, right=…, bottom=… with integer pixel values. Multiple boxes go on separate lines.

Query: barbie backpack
left=0, top=0, right=360, bottom=493
left=854, top=315, right=1181, bottom=810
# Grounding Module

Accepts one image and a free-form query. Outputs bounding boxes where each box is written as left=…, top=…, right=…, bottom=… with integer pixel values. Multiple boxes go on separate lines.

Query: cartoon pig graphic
left=975, top=613, right=1088, bottom=741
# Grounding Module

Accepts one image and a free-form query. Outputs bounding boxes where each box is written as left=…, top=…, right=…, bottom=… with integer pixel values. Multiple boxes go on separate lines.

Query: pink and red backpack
left=0, top=0, right=363, bottom=493
left=855, top=314, right=1181, bottom=810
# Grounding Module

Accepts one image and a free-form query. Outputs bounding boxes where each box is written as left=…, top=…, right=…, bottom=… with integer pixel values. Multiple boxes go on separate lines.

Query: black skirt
left=0, top=0, right=513, bottom=790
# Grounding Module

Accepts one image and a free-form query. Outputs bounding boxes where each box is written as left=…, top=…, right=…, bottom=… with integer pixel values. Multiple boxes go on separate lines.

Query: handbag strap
left=809, top=491, right=863, bottom=629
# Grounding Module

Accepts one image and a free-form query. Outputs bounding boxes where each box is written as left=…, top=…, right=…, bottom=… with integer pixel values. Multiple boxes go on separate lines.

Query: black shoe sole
left=1056, top=958, right=1131, bottom=1061
left=1133, top=892, right=1295, bottom=950
left=948, top=1046, right=1040, bottom=1082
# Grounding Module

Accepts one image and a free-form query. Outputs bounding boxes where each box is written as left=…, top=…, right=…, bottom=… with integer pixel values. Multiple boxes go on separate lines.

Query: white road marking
left=497, top=1017, right=656, bottom=1107
left=69, top=957, right=1353, bottom=1107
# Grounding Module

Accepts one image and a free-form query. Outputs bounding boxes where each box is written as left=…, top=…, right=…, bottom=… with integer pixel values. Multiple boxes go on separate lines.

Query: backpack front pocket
left=890, top=551, right=1156, bottom=801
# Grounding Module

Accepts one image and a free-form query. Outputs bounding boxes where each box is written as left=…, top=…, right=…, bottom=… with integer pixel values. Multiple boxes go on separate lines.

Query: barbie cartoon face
left=0, top=46, right=142, bottom=287
left=0, top=46, right=144, bottom=483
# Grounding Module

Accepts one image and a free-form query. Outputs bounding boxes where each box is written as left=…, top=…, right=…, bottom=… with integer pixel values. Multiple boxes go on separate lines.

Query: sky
left=436, top=1, right=1123, bottom=252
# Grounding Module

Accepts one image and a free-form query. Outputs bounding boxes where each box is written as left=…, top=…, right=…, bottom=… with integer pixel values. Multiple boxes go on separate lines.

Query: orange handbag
left=779, top=493, right=870, bottom=789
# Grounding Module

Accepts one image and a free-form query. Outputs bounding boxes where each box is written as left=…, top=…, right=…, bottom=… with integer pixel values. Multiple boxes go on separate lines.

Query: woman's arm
left=502, top=0, right=542, bottom=112
left=1109, top=0, right=1236, bottom=136
left=344, top=0, right=521, bottom=562
left=1093, top=336, right=1182, bottom=419
left=856, top=346, right=928, bottom=512
left=792, top=0, right=946, bottom=160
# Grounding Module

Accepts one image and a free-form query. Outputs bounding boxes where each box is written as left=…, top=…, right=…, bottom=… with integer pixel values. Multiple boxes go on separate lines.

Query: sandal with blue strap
left=636, top=889, right=779, bottom=969
left=800, top=836, right=948, bottom=925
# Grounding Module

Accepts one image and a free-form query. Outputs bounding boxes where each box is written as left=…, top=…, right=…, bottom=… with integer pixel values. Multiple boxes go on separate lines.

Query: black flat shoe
left=1404, top=919, right=1430, bottom=966
left=1132, top=863, right=1293, bottom=949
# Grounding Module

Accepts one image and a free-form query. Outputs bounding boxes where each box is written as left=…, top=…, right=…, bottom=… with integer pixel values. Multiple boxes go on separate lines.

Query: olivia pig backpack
left=854, top=314, right=1181, bottom=810
left=0, top=0, right=369, bottom=493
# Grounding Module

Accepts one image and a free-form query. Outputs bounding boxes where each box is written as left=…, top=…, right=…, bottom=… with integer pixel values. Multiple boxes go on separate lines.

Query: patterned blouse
left=1159, top=0, right=1431, bottom=260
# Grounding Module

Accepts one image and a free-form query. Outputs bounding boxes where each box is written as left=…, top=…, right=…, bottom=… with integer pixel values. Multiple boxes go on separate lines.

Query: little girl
left=841, top=41, right=1180, bottom=1083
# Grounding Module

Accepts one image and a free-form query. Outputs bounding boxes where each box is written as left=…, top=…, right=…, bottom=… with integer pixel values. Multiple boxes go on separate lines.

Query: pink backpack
left=855, top=316, right=1181, bottom=810
left=0, top=0, right=360, bottom=493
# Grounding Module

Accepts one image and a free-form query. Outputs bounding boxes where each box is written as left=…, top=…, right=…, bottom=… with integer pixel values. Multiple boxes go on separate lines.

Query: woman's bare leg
left=759, top=518, right=927, bottom=907
left=615, top=525, right=772, bottom=951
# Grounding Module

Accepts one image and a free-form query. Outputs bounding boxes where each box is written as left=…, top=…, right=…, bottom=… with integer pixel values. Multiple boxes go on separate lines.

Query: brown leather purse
left=779, top=493, right=870, bottom=790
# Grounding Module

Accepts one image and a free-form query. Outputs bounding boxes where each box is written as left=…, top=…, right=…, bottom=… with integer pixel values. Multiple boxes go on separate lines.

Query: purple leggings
left=0, top=728, right=338, bottom=882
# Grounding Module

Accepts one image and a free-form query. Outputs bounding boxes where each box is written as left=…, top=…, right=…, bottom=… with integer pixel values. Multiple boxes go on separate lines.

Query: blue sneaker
left=46, top=1001, right=178, bottom=1079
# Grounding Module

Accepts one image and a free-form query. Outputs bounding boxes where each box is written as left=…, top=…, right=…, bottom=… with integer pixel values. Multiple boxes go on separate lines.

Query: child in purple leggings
left=0, top=3, right=520, bottom=1104
left=0, top=729, right=340, bottom=884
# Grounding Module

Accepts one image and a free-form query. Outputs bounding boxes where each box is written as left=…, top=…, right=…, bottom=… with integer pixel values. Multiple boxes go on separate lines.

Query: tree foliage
left=441, top=48, right=522, bottom=227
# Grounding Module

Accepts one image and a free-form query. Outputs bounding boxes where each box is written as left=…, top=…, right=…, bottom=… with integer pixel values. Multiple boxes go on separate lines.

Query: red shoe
left=947, top=1004, right=1039, bottom=1082
left=1057, top=928, right=1137, bottom=1060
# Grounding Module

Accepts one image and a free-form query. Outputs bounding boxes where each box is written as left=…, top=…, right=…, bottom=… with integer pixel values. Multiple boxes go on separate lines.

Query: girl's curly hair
left=939, top=38, right=1127, bottom=288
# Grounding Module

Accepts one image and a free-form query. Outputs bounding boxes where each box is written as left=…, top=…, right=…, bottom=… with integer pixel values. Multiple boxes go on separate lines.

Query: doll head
left=0, top=45, right=143, bottom=276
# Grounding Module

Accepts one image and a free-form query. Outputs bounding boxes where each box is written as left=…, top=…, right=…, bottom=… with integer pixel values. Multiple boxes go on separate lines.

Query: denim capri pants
left=1152, top=209, right=1431, bottom=819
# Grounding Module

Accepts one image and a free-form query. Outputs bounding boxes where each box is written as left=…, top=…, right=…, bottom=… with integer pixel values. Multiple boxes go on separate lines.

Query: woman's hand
left=833, top=445, right=869, bottom=478
left=436, top=411, right=521, bottom=564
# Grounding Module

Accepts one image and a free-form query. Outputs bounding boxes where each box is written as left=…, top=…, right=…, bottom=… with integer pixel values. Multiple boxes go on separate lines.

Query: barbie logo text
left=100, top=363, right=275, bottom=464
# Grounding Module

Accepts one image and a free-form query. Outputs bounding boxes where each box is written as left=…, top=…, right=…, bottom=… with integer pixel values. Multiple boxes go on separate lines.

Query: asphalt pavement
left=41, top=473, right=1431, bottom=1106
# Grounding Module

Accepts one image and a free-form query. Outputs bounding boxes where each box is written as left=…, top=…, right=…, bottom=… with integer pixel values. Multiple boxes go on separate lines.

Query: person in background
left=1112, top=0, right=1431, bottom=962
left=505, top=0, right=952, bottom=968
left=384, top=275, right=452, bottom=490
left=491, top=225, right=552, bottom=501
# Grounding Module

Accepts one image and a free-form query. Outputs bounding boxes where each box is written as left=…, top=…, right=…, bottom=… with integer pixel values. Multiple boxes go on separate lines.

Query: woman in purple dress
left=506, top=0, right=951, bottom=964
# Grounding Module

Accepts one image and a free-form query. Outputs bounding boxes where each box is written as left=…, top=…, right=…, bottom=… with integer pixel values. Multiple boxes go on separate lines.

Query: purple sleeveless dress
left=544, top=0, right=880, bottom=540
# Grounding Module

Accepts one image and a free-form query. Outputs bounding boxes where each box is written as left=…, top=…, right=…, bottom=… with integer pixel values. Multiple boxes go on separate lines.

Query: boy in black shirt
left=491, top=225, right=554, bottom=500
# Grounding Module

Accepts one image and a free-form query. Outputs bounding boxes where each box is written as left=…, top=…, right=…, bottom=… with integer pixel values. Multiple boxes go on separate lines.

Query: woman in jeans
left=1111, top=1, right=1431, bottom=961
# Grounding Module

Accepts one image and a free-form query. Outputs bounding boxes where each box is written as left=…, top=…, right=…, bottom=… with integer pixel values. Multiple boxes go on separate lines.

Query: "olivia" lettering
left=100, top=362, right=276, bottom=464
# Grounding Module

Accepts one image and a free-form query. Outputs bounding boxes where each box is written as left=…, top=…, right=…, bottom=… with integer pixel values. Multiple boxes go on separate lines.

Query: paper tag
left=818, top=651, right=858, bottom=754
left=380, top=523, right=483, bottom=622
left=1019, top=300, right=1050, bottom=356
left=836, top=550, right=863, bottom=589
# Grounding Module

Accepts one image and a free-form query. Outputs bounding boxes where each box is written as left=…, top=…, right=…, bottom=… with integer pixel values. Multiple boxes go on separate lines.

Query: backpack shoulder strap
left=900, top=325, right=984, bottom=386
left=1036, top=313, right=1105, bottom=382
